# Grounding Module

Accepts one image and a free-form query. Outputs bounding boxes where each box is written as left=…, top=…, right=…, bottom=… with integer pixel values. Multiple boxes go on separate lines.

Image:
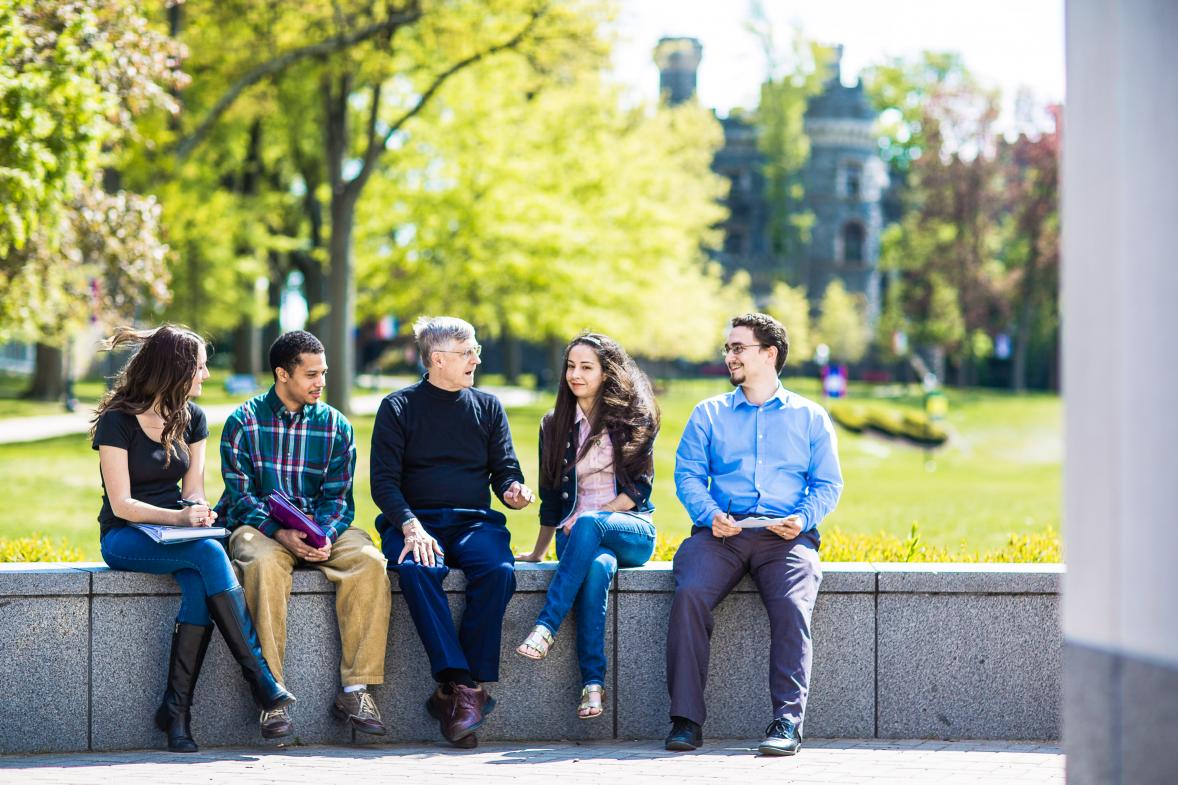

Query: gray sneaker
left=260, top=705, right=293, bottom=739
left=332, top=688, right=386, bottom=735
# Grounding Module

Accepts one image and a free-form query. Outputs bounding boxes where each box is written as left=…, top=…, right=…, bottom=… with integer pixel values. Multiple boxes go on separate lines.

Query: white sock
left=343, top=684, right=366, bottom=693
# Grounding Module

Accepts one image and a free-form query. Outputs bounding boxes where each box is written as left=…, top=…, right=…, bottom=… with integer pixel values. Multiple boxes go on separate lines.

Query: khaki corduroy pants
left=229, top=526, right=391, bottom=686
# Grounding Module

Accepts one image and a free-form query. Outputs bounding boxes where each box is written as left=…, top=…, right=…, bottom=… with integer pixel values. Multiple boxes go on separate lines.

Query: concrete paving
left=0, top=739, right=1065, bottom=784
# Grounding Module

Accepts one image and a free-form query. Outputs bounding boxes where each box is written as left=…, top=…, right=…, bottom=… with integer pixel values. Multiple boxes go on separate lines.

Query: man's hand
left=304, top=538, right=332, bottom=562
left=766, top=515, right=803, bottom=541
left=275, top=527, right=329, bottom=561
left=503, top=481, right=535, bottom=510
left=399, top=518, right=444, bottom=567
left=711, top=509, right=741, bottom=539
left=515, top=550, right=543, bottom=563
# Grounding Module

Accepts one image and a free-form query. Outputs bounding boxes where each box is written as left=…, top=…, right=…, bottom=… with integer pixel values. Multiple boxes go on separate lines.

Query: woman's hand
left=176, top=502, right=217, bottom=527
left=515, top=550, right=544, bottom=563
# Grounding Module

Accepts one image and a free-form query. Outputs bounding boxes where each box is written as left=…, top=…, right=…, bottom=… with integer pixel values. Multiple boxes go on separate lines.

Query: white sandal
left=578, top=684, right=605, bottom=719
left=515, top=625, right=555, bottom=660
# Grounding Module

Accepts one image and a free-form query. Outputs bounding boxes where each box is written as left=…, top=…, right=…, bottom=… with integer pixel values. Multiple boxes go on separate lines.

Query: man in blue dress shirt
left=665, top=313, right=843, bottom=757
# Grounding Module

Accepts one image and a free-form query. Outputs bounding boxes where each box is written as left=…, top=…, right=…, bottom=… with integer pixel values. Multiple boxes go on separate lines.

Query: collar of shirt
left=732, top=382, right=790, bottom=410
left=573, top=405, right=597, bottom=443
left=264, top=386, right=308, bottom=422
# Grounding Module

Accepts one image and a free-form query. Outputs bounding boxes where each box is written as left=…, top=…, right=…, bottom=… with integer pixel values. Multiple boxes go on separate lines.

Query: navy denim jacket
left=537, top=419, right=655, bottom=528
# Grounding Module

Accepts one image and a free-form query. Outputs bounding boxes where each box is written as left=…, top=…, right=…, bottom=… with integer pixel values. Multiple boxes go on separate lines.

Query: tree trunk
left=233, top=321, right=260, bottom=375
left=1011, top=220, right=1043, bottom=393
left=300, top=255, right=329, bottom=339
left=545, top=337, right=564, bottom=391
left=26, top=344, right=65, bottom=401
left=326, top=194, right=357, bottom=415
left=323, top=73, right=355, bottom=415
left=262, top=251, right=284, bottom=357
left=502, top=327, right=521, bottom=385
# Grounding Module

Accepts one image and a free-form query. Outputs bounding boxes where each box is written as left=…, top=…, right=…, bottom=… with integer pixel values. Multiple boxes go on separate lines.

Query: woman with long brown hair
left=515, top=332, right=659, bottom=719
left=91, top=325, right=293, bottom=752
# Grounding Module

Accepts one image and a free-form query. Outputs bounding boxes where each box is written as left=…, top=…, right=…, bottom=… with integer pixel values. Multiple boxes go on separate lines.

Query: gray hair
left=413, top=316, right=475, bottom=368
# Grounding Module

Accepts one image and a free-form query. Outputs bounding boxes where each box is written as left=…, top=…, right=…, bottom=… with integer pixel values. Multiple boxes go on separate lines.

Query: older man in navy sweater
left=371, top=315, right=534, bottom=749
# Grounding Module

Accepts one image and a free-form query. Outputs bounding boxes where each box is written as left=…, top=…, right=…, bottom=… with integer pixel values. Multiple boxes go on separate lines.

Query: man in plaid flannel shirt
left=217, top=331, right=391, bottom=741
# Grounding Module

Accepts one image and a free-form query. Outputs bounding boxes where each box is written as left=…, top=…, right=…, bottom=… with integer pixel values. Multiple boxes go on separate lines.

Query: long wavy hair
left=540, top=332, right=660, bottom=490
left=89, top=324, right=206, bottom=468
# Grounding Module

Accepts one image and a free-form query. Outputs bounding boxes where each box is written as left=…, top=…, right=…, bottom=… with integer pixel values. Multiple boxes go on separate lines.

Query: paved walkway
left=0, top=385, right=539, bottom=444
left=0, top=739, right=1064, bottom=784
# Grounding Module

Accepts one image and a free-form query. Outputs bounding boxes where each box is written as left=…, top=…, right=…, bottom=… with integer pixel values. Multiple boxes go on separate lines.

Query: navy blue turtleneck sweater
left=370, top=377, right=524, bottom=532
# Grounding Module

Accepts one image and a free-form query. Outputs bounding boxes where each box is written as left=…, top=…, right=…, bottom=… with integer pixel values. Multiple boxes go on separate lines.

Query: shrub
left=0, top=536, right=85, bottom=562
left=829, top=402, right=868, bottom=432
left=830, top=401, right=947, bottom=446
left=821, top=522, right=1060, bottom=563
left=900, top=411, right=948, bottom=445
left=648, top=523, right=1061, bottom=563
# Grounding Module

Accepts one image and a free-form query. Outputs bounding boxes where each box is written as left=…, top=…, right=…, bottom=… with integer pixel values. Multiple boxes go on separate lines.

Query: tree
left=0, top=1, right=184, bottom=398
left=999, top=105, right=1060, bottom=391
left=863, top=50, right=972, bottom=175
left=746, top=9, right=831, bottom=287
left=862, top=52, right=1006, bottom=385
left=816, top=280, right=869, bottom=364
left=354, top=57, right=749, bottom=369
left=170, top=0, right=605, bottom=414
left=764, top=281, right=813, bottom=366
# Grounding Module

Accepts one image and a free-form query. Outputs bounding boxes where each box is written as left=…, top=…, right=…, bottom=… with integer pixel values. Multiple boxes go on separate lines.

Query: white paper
left=734, top=517, right=779, bottom=529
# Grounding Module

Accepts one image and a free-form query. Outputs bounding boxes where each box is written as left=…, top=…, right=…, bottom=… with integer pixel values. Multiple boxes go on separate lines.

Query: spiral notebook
left=129, top=523, right=228, bottom=543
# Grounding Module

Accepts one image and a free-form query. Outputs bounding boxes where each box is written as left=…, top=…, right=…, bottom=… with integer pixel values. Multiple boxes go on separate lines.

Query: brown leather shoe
left=426, top=683, right=495, bottom=745
left=260, top=706, right=294, bottom=740
left=332, top=688, right=386, bottom=735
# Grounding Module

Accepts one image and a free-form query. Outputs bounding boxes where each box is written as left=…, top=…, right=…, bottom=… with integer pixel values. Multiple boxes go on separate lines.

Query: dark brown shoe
left=426, top=683, right=495, bottom=745
left=332, top=688, right=386, bottom=735
left=260, top=706, right=294, bottom=740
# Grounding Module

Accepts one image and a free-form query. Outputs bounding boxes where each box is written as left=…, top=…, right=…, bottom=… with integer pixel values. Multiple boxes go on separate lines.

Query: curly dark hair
left=89, top=324, right=207, bottom=468
left=731, top=312, right=789, bottom=373
left=539, top=332, right=660, bottom=491
left=269, top=330, right=325, bottom=381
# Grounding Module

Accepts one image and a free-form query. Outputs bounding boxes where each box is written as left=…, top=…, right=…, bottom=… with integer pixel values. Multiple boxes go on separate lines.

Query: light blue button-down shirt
left=674, top=383, right=843, bottom=532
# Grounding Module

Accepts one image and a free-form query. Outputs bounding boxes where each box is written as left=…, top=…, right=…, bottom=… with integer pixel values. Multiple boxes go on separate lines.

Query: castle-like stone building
left=654, top=38, right=888, bottom=318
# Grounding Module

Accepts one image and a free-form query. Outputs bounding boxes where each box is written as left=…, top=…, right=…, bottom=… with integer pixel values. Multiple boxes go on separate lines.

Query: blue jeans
left=101, top=526, right=240, bottom=626
left=535, top=511, right=655, bottom=686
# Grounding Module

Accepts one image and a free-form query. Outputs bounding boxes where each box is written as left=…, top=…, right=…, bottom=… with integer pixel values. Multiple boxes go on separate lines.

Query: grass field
left=0, top=376, right=1060, bottom=561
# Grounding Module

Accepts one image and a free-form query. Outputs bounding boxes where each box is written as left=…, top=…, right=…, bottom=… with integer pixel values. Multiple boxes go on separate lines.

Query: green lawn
left=0, top=369, right=271, bottom=417
left=0, top=377, right=1061, bottom=561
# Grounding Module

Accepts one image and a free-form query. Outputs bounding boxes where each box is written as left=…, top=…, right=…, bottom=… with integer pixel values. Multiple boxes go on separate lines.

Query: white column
left=1064, top=0, right=1178, bottom=781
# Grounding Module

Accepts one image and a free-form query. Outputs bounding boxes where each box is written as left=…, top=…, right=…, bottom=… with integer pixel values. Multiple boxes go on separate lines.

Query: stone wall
left=0, top=562, right=1062, bottom=753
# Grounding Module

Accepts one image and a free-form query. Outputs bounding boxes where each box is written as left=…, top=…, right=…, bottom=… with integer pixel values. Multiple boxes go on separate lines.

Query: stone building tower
left=653, top=37, right=703, bottom=106
left=800, top=47, right=888, bottom=317
left=652, top=40, right=887, bottom=317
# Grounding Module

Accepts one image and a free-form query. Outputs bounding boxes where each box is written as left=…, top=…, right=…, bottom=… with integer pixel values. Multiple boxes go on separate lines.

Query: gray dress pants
left=666, top=525, right=822, bottom=730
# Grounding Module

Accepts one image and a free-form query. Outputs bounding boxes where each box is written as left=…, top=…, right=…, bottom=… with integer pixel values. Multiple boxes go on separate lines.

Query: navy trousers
left=666, top=526, right=822, bottom=730
left=383, top=508, right=515, bottom=683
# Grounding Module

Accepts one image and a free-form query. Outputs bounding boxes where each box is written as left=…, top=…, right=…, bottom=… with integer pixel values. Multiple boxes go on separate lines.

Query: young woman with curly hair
left=516, top=332, right=660, bottom=720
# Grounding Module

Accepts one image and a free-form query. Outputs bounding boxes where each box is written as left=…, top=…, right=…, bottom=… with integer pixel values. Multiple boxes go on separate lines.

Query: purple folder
left=266, top=490, right=328, bottom=549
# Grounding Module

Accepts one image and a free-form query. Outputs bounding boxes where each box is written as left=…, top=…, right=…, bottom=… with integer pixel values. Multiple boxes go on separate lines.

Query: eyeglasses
left=721, top=343, right=767, bottom=357
left=437, top=344, right=482, bottom=360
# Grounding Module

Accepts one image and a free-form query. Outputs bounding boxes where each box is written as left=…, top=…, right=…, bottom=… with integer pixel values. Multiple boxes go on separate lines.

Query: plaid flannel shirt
left=217, top=386, right=356, bottom=542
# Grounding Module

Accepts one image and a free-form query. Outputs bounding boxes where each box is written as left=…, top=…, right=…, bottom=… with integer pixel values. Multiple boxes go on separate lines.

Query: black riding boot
left=154, top=622, right=213, bottom=753
left=207, top=586, right=295, bottom=711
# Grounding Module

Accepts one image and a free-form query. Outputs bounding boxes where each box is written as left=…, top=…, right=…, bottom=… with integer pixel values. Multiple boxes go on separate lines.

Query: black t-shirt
left=92, top=402, right=209, bottom=537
